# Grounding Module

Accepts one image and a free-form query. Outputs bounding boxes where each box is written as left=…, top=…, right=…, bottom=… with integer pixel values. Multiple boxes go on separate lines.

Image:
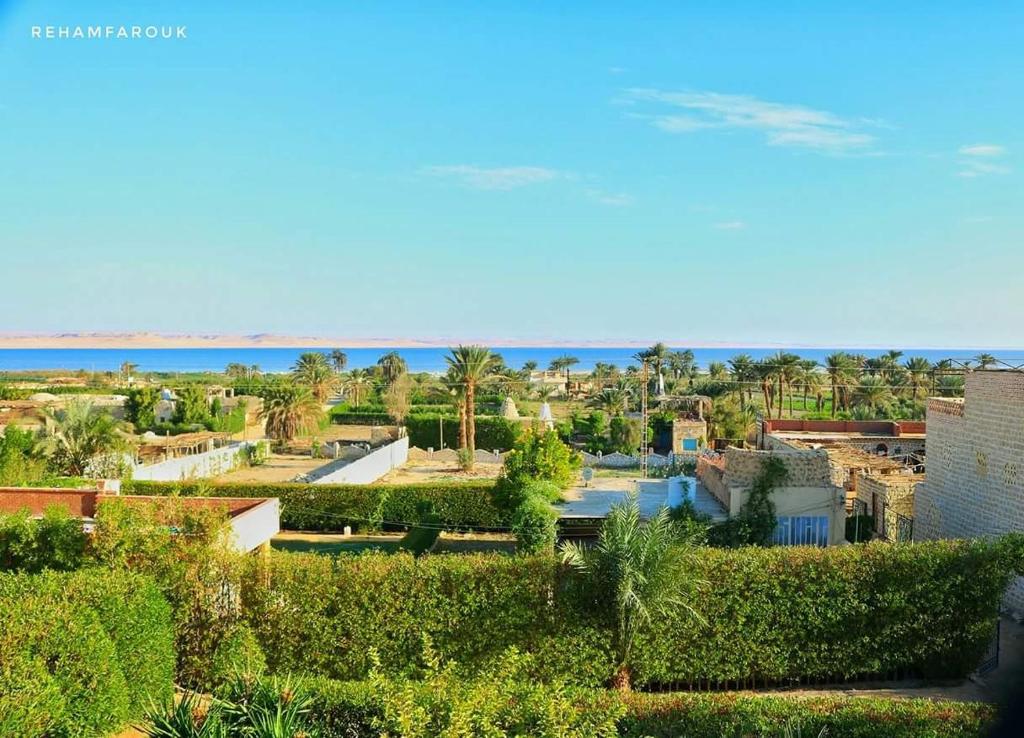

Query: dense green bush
left=208, top=622, right=268, bottom=689
left=0, top=568, right=175, bottom=737
left=617, top=693, right=994, bottom=738
left=241, top=551, right=613, bottom=685
left=511, top=493, right=559, bottom=554
left=241, top=537, right=1023, bottom=688
left=495, top=429, right=580, bottom=510
left=123, top=479, right=505, bottom=531
left=406, top=414, right=521, bottom=451
left=297, top=679, right=993, bottom=738
left=0, top=506, right=87, bottom=572
left=329, top=410, right=393, bottom=425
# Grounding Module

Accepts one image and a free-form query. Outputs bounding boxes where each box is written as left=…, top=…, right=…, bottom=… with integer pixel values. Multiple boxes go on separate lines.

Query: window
left=773, top=515, right=830, bottom=547
left=682, top=438, right=698, bottom=451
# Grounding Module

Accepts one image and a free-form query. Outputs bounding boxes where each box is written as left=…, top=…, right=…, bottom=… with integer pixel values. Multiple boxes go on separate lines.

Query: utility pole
left=640, top=360, right=649, bottom=478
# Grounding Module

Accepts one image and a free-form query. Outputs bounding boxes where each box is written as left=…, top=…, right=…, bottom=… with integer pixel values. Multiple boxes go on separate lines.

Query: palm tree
left=591, top=362, right=620, bottom=381
left=935, top=374, right=965, bottom=397
left=727, top=354, right=754, bottom=409
left=37, top=400, right=128, bottom=477
left=522, top=360, right=538, bottom=373
left=560, top=496, right=702, bottom=691
left=292, top=352, right=339, bottom=402
left=548, top=354, right=580, bottom=386
left=376, top=351, right=408, bottom=384
left=770, top=351, right=802, bottom=418
left=342, top=368, right=373, bottom=407
left=853, top=375, right=893, bottom=415
left=445, top=346, right=498, bottom=468
left=667, top=350, right=695, bottom=381
left=635, top=343, right=670, bottom=378
left=260, top=386, right=322, bottom=442
left=797, top=361, right=825, bottom=413
left=903, top=357, right=932, bottom=401
left=974, top=353, right=998, bottom=370
left=589, top=387, right=630, bottom=416
left=119, top=361, right=138, bottom=383
left=329, top=350, right=348, bottom=373
left=825, top=352, right=857, bottom=417
left=707, top=361, right=728, bottom=380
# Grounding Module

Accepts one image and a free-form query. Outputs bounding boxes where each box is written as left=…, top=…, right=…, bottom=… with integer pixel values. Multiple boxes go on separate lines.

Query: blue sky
left=1, top=1, right=1022, bottom=347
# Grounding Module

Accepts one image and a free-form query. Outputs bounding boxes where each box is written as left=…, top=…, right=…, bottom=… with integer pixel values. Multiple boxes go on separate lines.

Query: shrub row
left=123, top=479, right=505, bottom=531
left=0, top=568, right=175, bottom=737
left=405, top=414, right=521, bottom=451
left=240, top=538, right=1022, bottom=687
left=299, top=679, right=994, bottom=738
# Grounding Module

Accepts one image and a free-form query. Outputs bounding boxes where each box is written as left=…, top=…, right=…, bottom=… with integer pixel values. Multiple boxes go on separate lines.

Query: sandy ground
left=213, top=453, right=335, bottom=483
left=376, top=459, right=502, bottom=484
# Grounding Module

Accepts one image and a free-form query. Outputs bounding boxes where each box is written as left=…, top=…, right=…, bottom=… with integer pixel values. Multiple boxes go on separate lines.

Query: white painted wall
left=311, top=436, right=409, bottom=485
left=132, top=441, right=256, bottom=482
left=227, top=498, right=280, bottom=552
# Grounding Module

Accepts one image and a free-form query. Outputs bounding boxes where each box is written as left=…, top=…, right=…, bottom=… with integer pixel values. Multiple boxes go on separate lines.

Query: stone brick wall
left=914, top=371, right=1024, bottom=615
left=859, top=473, right=922, bottom=540
left=722, top=447, right=834, bottom=488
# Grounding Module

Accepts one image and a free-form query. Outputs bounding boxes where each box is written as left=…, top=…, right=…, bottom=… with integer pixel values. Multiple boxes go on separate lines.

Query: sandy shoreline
left=0, top=334, right=1010, bottom=351
left=0, top=333, right=787, bottom=350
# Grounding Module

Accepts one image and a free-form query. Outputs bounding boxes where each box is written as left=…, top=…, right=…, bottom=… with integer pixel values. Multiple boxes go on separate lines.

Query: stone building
left=758, top=418, right=926, bottom=459
left=857, top=472, right=924, bottom=542
left=697, top=446, right=847, bottom=546
left=913, top=371, right=1024, bottom=615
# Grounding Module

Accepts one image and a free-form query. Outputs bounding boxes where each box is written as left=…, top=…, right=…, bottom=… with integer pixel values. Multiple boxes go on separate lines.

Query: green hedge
left=329, top=411, right=393, bottom=425
left=618, top=693, right=994, bottom=738
left=241, top=538, right=1021, bottom=688
left=298, top=680, right=994, bottom=738
left=0, top=568, right=175, bottom=737
left=123, top=479, right=505, bottom=531
left=405, top=414, right=521, bottom=451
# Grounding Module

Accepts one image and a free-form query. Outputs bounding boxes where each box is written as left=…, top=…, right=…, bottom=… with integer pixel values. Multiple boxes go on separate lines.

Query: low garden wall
left=242, top=537, right=1023, bottom=688
left=309, top=436, right=409, bottom=485
left=131, top=441, right=257, bottom=481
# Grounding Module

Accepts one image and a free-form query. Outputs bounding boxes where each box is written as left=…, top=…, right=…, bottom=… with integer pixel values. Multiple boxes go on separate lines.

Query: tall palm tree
left=260, top=386, right=322, bottom=442
left=853, top=375, right=893, bottom=415
left=560, top=496, right=702, bottom=691
left=445, top=345, right=498, bottom=468
left=797, top=361, right=824, bottom=412
left=770, top=351, right=802, bottom=418
left=974, top=353, right=998, bottom=370
left=667, top=349, right=696, bottom=380
left=825, top=352, right=857, bottom=417
left=376, top=351, right=408, bottom=384
left=37, top=400, right=128, bottom=477
left=329, top=350, right=348, bottom=373
left=292, top=352, right=339, bottom=402
left=119, top=361, right=138, bottom=383
left=342, top=368, right=373, bottom=407
left=591, top=362, right=620, bottom=381
left=903, top=357, right=932, bottom=401
left=727, top=354, right=754, bottom=409
left=635, top=343, right=670, bottom=378
left=548, top=354, right=580, bottom=384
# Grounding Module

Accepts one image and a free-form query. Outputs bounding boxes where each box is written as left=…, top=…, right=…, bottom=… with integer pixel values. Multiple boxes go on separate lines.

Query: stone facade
left=858, top=472, right=923, bottom=540
left=697, top=448, right=846, bottom=545
left=913, top=371, right=1024, bottom=615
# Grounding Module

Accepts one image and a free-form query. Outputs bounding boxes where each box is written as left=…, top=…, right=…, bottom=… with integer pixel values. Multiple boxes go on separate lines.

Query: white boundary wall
left=311, top=436, right=409, bottom=485
left=132, top=441, right=256, bottom=482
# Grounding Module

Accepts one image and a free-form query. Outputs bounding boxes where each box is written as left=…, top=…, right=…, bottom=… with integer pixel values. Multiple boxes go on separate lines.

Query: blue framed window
left=682, top=438, right=698, bottom=451
left=773, top=515, right=829, bottom=547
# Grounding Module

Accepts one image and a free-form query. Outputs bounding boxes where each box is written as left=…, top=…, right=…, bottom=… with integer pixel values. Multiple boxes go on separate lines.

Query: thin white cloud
left=959, top=144, right=1005, bottom=157
left=586, top=189, right=635, bottom=207
left=625, top=88, right=877, bottom=153
left=424, top=165, right=564, bottom=190
left=714, top=221, right=746, bottom=230
left=956, top=143, right=1010, bottom=178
